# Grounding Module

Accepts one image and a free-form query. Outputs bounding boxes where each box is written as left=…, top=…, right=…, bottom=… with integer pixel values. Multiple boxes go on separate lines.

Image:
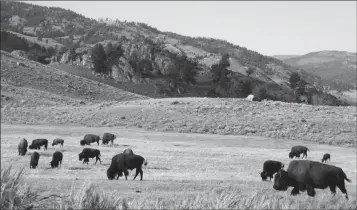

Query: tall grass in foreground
left=1, top=165, right=356, bottom=210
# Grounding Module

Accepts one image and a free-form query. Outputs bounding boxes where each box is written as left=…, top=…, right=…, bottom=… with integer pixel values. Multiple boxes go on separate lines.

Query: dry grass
left=1, top=166, right=356, bottom=210
left=1, top=124, right=356, bottom=209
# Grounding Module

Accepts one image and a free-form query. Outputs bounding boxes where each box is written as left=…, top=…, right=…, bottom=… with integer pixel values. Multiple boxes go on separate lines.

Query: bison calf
left=321, top=153, right=331, bottom=163
left=52, top=138, right=64, bottom=147
left=259, top=160, right=284, bottom=181
left=107, top=153, right=148, bottom=181
left=102, top=133, right=116, bottom=145
left=78, top=148, right=101, bottom=164
left=29, top=139, right=48, bottom=151
left=18, top=138, right=28, bottom=156
left=30, top=152, right=40, bottom=169
left=50, top=151, right=63, bottom=168
left=273, top=160, right=352, bottom=199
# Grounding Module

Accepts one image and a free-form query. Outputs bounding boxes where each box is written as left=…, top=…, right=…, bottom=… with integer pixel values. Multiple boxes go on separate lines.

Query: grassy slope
left=2, top=97, right=356, bottom=147
left=1, top=50, right=148, bottom=108
left=1, top=124, right=356, bottom=209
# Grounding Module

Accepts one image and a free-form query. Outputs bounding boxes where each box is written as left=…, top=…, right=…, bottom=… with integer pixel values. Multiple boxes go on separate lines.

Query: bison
left=123, top=148, right=134, bottom=156
left=29, top=139, right=48, bottom=151
left=52, top=138, right=64, bottom=147
left=78, top=148, right=101, bottom=164
left=289, top=145, right=309, bottom=159
left=102, top=133, right=116, bottom=145
left=273, top=160, right=352, bottom=199
left=321, top=153, right=331, bottom=163
left=18, top=138, right=28, bottom=156
left=50, top=151, right=63, bottom=168
left=30, top=152, right=40, bottom=169
left=259, top=160, right=284, bottom=181
left=107, top=153, right=148, bottom=181
left=81, top=134, right=100, bottom=146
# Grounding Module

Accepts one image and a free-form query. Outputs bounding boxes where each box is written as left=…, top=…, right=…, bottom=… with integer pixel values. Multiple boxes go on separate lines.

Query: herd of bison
left=17, top=133, right=352, bottom=199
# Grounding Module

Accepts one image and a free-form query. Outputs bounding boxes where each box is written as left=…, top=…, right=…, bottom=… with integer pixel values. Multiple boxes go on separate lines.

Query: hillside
left=279, top=51, right=357, bottom=89
left=0, top=1, right=349, bottom=106
left=272, top=55, right=299, bottom=60
left=0, top=50, right=148, bottom=108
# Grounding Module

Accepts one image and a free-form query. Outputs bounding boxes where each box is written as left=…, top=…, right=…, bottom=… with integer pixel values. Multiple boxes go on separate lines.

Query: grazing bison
left=78, top=148, right=101, bottom=164
left=18, top=138, right=28, bottom=156
left=259, top=160, right=284, bottom=181
left=273, top=160, right=352, bottom=199
left=80, top=139, right=90, bottom=146
left=30, top=152, right=40, bottom=169
left=289, top=145, right=309, bottom=159
left=52, top=138, right=64, bottom=147
left=123, top=148, right=134, bottom=155
left=102, top=133, right=116, bottom=145
left=321, top=153, right=331, bottom=163
left=81, top=134, right=100, bottom=146
left=50, top=151, right=63, bottom=168
left=29, top=139, right=48, bottom=151
left=107, top=153, right=148, bottom=181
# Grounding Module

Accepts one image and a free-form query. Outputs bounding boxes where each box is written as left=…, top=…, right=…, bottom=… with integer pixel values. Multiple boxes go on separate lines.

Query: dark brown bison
left=18, top=138, right=28, bottom=156
left=81, top=134, right=100, bottom=146
left=273, top=160, right=352, bottom=199
left=30, top=152, right=40, bottom=169
left=52, top=138, right=64, bottom=147
left=289, top=145, right=309, bottom=159
left=50, top=151, right=63, bottom=168
left=78, top=148, right=101, bottom=164
left=107, top=153, right=148, bottom=181
left=29, top=139, right=48, bottom=151
left=259, top=160, right=284, bottom=181
left=321, top=153, right=331, bottom=163
left=102, top=133, right=116, bottom=145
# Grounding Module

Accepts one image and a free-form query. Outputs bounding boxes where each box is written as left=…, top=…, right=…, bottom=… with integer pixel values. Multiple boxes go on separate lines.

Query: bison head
left=259, top=171, right=268, bottom=181
left=288, top=152, right=294, bottom=159
left=273, top=169, right=289, bottom=191
left=50, top=161, right=56, bottom=168
left=79, top=153, right=84, bottom=161
left=107, top=168, right=116, bottom=180
left=80, top=140, right=87, bottom=146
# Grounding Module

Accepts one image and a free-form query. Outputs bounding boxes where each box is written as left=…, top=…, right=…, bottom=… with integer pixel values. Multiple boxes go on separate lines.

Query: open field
left=1, top=124, right=356, bottom=209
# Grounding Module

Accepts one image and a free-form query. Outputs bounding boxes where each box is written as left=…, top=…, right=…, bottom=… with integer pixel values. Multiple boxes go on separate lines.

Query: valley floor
left=1, top=124, right=356, bottom=209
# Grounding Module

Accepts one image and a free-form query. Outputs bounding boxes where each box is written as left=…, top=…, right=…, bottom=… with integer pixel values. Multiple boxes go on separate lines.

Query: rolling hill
left=277, top=51, right=357, bottom=88
left=0, top=1, right=350, bottom=106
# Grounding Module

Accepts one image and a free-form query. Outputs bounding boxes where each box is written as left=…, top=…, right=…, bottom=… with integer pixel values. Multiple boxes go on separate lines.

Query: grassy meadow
left=1, top=124, right=356, bottom=209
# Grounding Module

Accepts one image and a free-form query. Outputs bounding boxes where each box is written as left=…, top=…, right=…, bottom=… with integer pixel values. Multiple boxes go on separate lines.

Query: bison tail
left=143, top=159, right=148, bottom=166
left=343, top=172, right=352, bottom=183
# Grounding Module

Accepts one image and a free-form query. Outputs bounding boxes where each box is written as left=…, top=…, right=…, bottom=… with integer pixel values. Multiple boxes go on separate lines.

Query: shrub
left=289, top=72, right=301, bottom=89
left=90, top=43, right=107, bottom=74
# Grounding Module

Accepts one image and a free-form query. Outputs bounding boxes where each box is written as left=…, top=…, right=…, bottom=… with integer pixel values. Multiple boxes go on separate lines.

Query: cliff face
left=58, top=38, right=200, bottom=85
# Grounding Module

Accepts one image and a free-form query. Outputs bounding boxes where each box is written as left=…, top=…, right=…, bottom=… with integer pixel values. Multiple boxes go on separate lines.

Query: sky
left=30, top=1, right=356, bottom=56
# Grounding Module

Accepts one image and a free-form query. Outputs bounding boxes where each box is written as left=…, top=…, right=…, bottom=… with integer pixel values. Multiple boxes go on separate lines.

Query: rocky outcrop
left=10, top=50, right=28, bottom=59
left=58, top=38, right=191, bottom=85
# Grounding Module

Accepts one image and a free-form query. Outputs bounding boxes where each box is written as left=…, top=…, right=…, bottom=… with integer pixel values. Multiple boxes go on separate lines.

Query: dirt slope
left=1, top=50, right=149, bottom=108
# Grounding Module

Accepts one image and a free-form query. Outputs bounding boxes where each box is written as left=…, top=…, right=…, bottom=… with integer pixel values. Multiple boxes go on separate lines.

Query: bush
left=289, top=72, right=301, bottom=89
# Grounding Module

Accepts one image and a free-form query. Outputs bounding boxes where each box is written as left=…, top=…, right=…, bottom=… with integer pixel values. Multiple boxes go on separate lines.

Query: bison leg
left=290, top=182, right=300, bottom=196
left=116, top=174, right=120, bottom=180
left=133, top=168, right=140, bottom=180
left=329, top=185, right=336, bottom=195
left=306, top=185, right=316, bottom=197
left=98, top=156, right=102, bottom=164
left=337, top=182, right=349, bottom=199
left=139, top=169, right=143, bottom=181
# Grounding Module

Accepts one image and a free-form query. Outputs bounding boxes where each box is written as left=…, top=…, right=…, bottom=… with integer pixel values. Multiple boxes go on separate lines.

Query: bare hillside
left=1, top=51, right=148, bottom=108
